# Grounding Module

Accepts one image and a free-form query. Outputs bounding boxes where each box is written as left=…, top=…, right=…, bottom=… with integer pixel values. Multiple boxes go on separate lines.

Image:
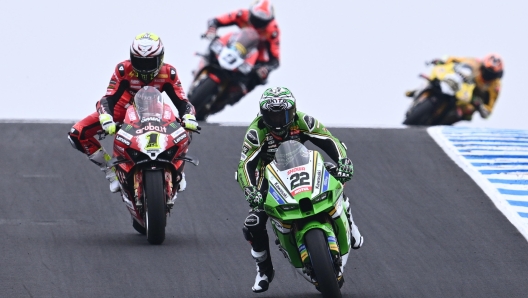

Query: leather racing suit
left=236, top=111, right=362, bottom=276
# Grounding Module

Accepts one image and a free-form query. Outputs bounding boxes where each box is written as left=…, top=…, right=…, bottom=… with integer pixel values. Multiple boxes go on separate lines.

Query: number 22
left=291, top=172, right=309, bottom=189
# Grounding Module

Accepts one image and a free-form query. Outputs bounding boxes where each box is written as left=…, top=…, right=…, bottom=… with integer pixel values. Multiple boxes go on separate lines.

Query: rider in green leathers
left=236, top=87, right=363, bottom=293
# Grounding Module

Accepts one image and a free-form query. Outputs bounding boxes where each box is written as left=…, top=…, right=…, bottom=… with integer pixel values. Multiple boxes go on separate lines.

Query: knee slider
left=67, top=128, right=83, bottom=151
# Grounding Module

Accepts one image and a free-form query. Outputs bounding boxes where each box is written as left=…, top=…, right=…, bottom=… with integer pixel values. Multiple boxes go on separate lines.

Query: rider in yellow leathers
left=406, top=53, right=504, bottom=123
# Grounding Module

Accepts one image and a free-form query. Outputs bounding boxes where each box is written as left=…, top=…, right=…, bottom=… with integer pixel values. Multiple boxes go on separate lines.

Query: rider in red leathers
left=204, top=0, right=280, bottom=104
left=68, top=33, right=198, bottom=193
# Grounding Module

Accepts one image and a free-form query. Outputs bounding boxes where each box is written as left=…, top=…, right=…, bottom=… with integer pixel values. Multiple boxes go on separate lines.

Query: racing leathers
left=207, top=9, right=280, bottom=101
left=441, top=56, right=501, bottom=120
left=237, top=111, right=363, bottom=291
left=68, top=60, right=195, bottom=191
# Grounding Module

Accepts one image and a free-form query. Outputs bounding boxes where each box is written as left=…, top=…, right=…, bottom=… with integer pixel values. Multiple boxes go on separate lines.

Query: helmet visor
left=131, top=55, right=161, bottom=73
left=262, top=109, right=295, bottom=130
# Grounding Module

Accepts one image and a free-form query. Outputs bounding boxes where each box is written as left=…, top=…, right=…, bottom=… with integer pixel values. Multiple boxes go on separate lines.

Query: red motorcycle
left=188, top=27, right=260, bottom=120
left=105, top=86, right=199, bottom=245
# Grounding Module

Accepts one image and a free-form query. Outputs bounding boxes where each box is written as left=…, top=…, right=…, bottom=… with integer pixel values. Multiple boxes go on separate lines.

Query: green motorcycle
left=264, top=141, right=352, bottom=298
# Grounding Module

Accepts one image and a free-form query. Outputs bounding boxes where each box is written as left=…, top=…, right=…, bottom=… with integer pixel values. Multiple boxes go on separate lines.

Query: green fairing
left=236, top=111, right=348, bottom=191
left=264, top=150, right=351, bottom=269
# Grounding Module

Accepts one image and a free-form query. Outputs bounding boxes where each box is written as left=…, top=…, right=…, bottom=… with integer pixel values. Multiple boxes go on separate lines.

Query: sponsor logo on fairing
left=174, top=134, right=186, bottom=144
left=170, top=127, right=185, bottom=138
left=116, top=136, right=131, bottom=146
left=292, top=186, right=312, bottom=195
left=287, top=167, right=306, bottom=175
left=117, top=130, right=133, bottom=140
left=136, top=123, right=167, bottom=134
left=273, top=182, right=289, bottom=198
left=115, top=145, right=125, bottom=153
left=141, top=117, right=161, bottom=123
left=269, top=186, right=286, bottom=204
left=131, top=79, right=140, bottom=84
left=322, top=171, right=330, bottom=191
left=315, top=170, right=322, bottom=189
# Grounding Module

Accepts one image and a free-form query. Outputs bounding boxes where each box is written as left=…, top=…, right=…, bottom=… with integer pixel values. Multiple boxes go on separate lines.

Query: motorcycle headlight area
left=280, top=204, right=299, bottom=211
left=125, top=148, right=150, bottom=164
left=312, top=192, right=329, bottom=203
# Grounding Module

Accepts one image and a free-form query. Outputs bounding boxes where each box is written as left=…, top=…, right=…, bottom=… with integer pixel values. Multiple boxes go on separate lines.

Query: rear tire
left=403, top=97, right=435, bottom=125
left=305, top=229, right=342, bottom=298
left=144, top=170, right=166, bottom=245
left=188, top=77, right=219, bottom=121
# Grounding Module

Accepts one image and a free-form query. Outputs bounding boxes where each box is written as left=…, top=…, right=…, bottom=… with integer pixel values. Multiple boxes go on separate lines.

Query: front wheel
left=188, top=76, right=219, bottom=121
left=403, top=96, right=435, bottom=125
left=305, top=229, right=342, bottom=298
left=144, top=170, right=166, bottom=245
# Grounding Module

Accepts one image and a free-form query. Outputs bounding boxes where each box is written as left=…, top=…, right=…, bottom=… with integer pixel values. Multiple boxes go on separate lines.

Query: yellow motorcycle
left=403, top=62, right=476, bottom=126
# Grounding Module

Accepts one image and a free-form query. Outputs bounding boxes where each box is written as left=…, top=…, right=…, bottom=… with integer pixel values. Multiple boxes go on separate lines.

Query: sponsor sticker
left=246, top=129, right=259, bottom=146
left=287, top=166, right=306, bottom=175
left=116, top=135, right=131, bottom=146
left=117, top=130, right=133, bottom=140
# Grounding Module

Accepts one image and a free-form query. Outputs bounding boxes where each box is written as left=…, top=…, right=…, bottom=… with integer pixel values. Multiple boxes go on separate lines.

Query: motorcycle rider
left=236, top=87, right=363, bottom=293
left=406, top=53, right=504, bottom=123
left=203, top=0, right=280, bottom=105
left=68, top=33, right=199, bottom=193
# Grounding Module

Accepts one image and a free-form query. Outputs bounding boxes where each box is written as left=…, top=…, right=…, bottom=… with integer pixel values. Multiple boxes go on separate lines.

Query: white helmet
left=130, top=33, right=164, bottom=83
left=249, top=0, right=274, bottom=29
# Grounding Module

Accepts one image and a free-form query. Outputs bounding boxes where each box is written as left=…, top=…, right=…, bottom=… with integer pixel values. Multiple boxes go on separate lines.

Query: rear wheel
left=144, top=170, right=166, bottom=245
left=188, top=77, right=219, bottom=121
left=305, top=229, right=342, bottom=298
left=403, top=96, right=435, bottom=125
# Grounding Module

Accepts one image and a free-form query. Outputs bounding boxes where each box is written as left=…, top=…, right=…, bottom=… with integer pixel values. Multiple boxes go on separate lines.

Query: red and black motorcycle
left=188, top=27, right=260, bottom=120
left=105, top=86, right=199, bottom=245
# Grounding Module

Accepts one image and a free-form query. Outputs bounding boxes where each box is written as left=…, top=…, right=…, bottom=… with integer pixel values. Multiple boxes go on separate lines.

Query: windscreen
left=228, top=28, right=259, bottom=58
left=273, top=141, right=310, bottom=171
left=134, top=86, right=164, bottom=120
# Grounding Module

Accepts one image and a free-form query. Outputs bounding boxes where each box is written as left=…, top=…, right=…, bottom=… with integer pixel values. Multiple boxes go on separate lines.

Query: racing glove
left=256, top=66, right=269, bottom=81
left=99, top=113, right=116, bottom=135
left=336, top=158, right=354, bottom=183
left=181, top=114, right=201, bottom=131
left=244, top=186, right=263, bottom=209
left=472, top=96, right=490, bottom=119
left=204, top=26, right=217, bottom=40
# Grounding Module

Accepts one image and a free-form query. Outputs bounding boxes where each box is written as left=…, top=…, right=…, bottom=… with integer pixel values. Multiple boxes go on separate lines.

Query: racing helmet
left=130, top=33, right=165, bottom=84
left=480, top=53, right=504, bottom=81
left=259, top=87, right=296, bottom=137
left=249, top=0, right=275, bottom=29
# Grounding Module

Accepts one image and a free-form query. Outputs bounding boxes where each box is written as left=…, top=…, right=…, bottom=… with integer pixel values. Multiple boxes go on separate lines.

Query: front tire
left=305, top=229, right=342, bottom=298
left=188, top=77, right=219, bottom=121
left=403, top=96, right=435, bottom=125
left=144, top=170, right=166, bottom=245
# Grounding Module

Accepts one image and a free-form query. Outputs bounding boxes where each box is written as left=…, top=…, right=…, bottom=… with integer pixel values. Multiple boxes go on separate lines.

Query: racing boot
left=89, top=148, right=120, bottom=193
left=343, top=194, right=363, bottom=249
left=251, top=249, right=275, bottom=293
left=178, top=172, right=186, bottom=192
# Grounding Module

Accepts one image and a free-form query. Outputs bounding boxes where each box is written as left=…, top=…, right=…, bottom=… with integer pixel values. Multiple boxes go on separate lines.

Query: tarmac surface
left=1, top=123, right=527, bottom=298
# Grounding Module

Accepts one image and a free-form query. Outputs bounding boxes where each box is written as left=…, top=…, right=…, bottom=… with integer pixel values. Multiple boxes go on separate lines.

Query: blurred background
left=1, top=0, right=525, bottom=128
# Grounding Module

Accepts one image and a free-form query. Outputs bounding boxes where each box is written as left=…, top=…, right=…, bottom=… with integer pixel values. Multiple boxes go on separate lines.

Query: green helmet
left=259, top=87, right=296, bottom=136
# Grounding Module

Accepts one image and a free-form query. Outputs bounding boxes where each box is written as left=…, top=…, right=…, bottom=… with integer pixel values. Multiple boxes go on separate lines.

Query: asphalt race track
left=1, top=122, right=528, bottom=298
